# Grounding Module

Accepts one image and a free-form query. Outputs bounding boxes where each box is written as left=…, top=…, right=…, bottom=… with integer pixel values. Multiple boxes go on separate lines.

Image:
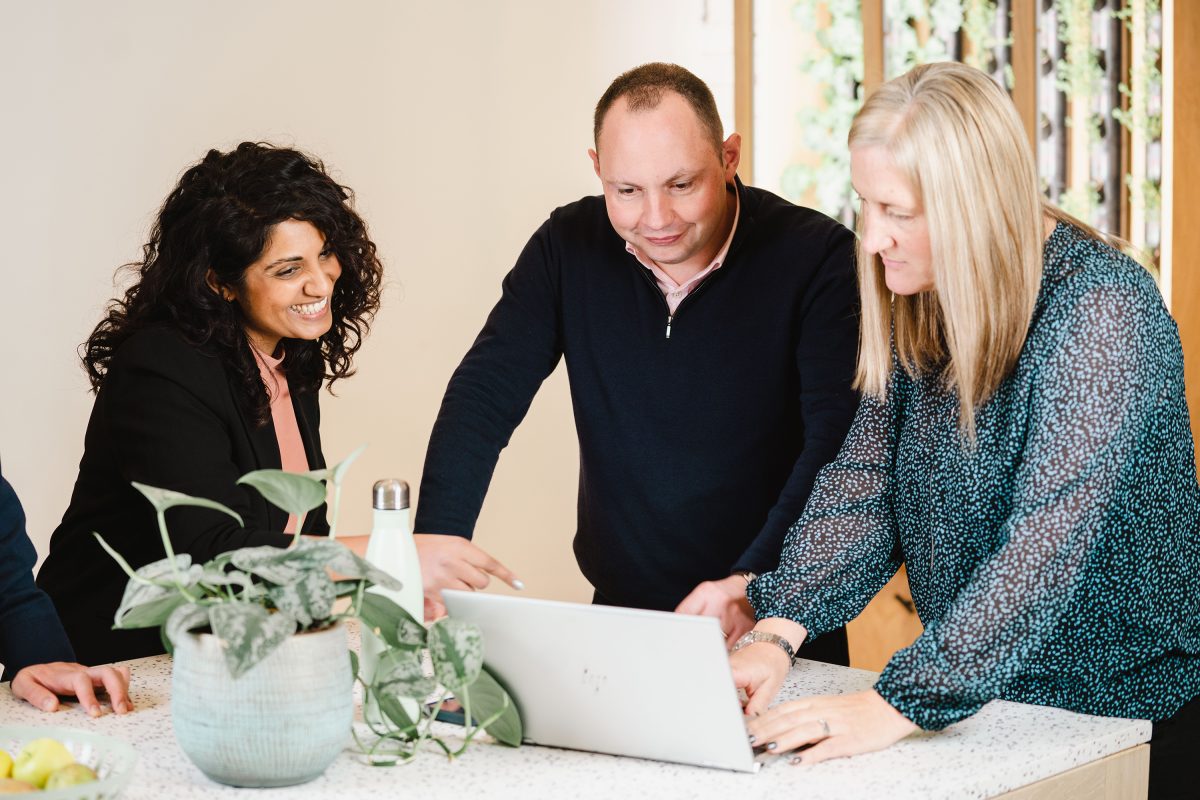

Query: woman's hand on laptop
left=744, top=689, right=918, bottom=765
left=414, top=533, right=523, bottom=620
left=674, top=575, right=755, bottom=647
left=729, top=618, right=806, bottom=717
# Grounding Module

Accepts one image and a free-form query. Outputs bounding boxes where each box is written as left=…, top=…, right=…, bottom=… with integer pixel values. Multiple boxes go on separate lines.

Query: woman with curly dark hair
left=37, top=142, right=383, bottom=664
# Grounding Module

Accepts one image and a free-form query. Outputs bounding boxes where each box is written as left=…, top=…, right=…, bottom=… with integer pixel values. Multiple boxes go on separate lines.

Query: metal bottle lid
left=372, top=479, right=410, bottom=510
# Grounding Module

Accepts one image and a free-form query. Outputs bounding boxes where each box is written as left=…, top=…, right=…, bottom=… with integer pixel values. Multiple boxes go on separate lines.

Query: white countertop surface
left=1, top=634, right=1151, bottom=800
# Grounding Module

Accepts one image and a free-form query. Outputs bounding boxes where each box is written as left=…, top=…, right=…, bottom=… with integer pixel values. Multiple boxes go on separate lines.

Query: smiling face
left=216, top=218, right=341, bottom=355
left=850, top=144, right=934, bottom=296
left=589, top=92, right=740, bottom=280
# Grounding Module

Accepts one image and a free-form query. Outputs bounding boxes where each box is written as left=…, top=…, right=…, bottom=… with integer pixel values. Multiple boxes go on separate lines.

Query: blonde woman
left=730, top=61, right=1198, bottom=797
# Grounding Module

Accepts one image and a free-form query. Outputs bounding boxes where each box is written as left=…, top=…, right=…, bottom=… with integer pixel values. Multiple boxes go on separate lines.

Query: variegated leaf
left=237, top=470, right=327, bottom=517
left=199, top=567, right=261, bottom=597
left=316, top=540, right=403, bottom=591
left=359, top=593, right=424, bottom=650
left=208, top=604, right=297, bottom=678
left=267, top=569, right=336, bottom=628
left=373, top=648, right=435, bottom=700
left=113, top=558, right=204, bottom=628
left=165, top=603, right=212, bottom=645
left=228, top=544, right=314, bottom=585
left=395, top=610, right=426, bottom=648
left=428, top=617, right=483, bottom=693
left=134, top=553, right=195, bottom=581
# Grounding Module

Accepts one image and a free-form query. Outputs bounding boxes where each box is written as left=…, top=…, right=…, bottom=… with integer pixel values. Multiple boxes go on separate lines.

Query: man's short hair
left=593, top=63, right=724, bottom=153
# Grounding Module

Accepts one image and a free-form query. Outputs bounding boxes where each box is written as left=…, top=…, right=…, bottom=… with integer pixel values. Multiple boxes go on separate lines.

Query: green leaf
left=373, top=648, right=436, bottom=700
left=131, top=482, right=244, bottom=524
left=208, top=604, right=297, bottom=678
left=348, top=649, right=359, bottom=681
left=111, top=555, right=204, bottom=629
left=466, top=667, right=523, bottom=747
left=304, top=444, right=366, bottom=486
left=198, top=567, right=262, bottom=599
left=331, top=444, right=366, bottom=486
left=165, top=603, right=212, bottom=646
left=228, top=539, right=329, bottom=585
left=334, top=579, right=364, bottom=598
left=376, top=691, right=419, bottom=738
left=116, top=591, right=191, bottom=630
left=358, top=594, right=425, bottom=650
left=237, top=470, right=327, bottom=517
left=428, top=617, right=483, bottom=693
left=303, top=539, right=403, bottom=591
left=267, top=569, right=336, bottom=627
left=394, top=610, right=427, bottom=648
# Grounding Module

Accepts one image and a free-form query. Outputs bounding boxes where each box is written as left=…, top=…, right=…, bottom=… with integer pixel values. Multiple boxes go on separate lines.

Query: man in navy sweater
left=1, top=468, right=132, bottom=714
left=414, top=63, right=859, bottom=664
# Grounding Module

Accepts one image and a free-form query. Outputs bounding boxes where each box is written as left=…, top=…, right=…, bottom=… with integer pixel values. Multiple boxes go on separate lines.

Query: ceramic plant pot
left=171, top=622, right=353, bottom=787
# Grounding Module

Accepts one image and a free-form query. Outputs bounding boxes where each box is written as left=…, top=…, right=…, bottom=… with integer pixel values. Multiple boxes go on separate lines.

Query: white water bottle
left=360, top=479, right=424, bottom=726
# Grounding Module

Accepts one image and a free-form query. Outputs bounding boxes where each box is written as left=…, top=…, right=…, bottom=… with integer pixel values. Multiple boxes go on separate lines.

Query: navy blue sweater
left=1, top=470, right=76, bottom=680
left=416, top=181, right=859, bottom=612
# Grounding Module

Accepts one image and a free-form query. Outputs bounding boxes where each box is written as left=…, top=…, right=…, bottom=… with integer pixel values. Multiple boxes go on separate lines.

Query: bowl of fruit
left=0, top=727, right=135, bottom=798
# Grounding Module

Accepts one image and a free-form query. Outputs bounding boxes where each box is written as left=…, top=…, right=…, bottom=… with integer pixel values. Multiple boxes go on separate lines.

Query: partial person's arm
left=678, top=224, right=860, bottom=642
left=414, top=219, right=565, bottom=613
left=0, top=475, right=133, bottom=714
left=0, top=476, right=76, bottom=679
left=730, top=380, right=905, bottom=711
left=735, top=223, right=860, bottom=575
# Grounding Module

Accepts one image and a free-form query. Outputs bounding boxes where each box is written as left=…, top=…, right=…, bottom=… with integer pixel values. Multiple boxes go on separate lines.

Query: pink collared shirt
left=625, top=192, right=740, bottom=315
left=253, top=347, right=310, bottom=534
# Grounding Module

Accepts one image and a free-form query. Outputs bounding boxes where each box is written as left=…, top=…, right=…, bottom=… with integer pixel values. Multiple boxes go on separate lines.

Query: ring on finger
left=816, top=717, right=831, bottom=738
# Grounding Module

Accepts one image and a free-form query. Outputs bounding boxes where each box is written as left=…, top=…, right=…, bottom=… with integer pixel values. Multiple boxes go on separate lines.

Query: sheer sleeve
left=875, top=278, right=1172, bottom=729
left=747, top=374, right=904, bottom=639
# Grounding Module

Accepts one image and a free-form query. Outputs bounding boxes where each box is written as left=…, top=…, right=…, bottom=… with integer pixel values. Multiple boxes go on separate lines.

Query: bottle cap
left=372, top=479, right=410, bottom=510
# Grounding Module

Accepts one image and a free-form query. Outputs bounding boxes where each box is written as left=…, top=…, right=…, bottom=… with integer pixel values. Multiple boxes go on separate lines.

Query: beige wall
left=0, top=1, right=733, bottom=604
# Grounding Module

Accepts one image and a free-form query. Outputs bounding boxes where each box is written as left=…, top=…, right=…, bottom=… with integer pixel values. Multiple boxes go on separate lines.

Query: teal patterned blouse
left=749, top=223, right=1200, bottom=730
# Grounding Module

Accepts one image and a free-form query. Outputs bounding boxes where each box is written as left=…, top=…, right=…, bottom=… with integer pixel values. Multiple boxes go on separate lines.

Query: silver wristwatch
left=731, top=630, right=796, bottom=666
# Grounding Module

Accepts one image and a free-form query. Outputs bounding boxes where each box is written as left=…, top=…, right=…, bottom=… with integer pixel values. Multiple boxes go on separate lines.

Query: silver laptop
left=442, top=589, right=758, bottom=772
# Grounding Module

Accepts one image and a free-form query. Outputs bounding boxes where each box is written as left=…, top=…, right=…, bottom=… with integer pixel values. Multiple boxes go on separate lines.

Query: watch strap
left=731, top=630, right=796, bottom=665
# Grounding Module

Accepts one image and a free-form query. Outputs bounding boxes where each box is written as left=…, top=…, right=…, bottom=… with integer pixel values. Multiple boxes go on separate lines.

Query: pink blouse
left=253, top=348, right=310, bottom=534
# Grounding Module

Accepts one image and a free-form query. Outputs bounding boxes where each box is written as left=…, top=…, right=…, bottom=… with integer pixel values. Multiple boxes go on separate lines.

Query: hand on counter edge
left=745, top=688, right=918, bottom=765
left=11, top=661, right=132, bottom=716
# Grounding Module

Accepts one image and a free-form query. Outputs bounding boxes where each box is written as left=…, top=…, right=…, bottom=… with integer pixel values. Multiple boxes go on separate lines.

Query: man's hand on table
left=745, top=689, right=918, bottom=765
left=415, top=533, right=522, bottom=620
left=675, top=575, right=756, bottom=648
left=11, top=662, right=132, bottom=716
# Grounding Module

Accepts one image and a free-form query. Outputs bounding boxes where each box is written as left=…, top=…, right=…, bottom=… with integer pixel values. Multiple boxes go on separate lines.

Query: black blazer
left=0, top=469, right=76, bottom=680
left=37, top=326, right=328, bottom=664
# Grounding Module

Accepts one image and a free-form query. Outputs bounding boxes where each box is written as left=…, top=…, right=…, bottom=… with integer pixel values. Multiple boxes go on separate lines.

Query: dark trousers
left=1150, top=692, right=1200, bottom=799
left=590, top=590, right=850, bottom=667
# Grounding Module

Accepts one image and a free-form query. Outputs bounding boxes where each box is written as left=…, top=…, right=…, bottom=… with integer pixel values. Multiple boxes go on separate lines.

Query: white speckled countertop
left=1, top=627, right=1150, bottom=799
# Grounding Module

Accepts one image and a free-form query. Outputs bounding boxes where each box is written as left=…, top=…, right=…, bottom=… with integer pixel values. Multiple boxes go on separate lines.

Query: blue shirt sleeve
left=0, top=473, right=76, bottom=679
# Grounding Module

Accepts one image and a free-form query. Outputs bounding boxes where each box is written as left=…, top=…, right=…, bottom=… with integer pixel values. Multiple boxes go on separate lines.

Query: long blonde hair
left=849, top=62, right=1044, bottom=439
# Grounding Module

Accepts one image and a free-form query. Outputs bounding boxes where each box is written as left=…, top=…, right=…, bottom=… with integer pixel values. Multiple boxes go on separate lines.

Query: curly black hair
left=82, top=142, right=383, bottom=423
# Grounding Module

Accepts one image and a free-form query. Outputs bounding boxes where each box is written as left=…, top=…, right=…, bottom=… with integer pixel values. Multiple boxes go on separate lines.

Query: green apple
left=0, top=750, right=10, bottom=779
left=0, top=777, right=37, bottom=793
left=45, top=763, right=98, bottom=789
left=12, top=737, right=74, bottom=788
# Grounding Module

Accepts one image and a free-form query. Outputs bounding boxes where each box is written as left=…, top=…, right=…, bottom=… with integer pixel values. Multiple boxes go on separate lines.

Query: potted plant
left=94, top=449, right=521, bottom=787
